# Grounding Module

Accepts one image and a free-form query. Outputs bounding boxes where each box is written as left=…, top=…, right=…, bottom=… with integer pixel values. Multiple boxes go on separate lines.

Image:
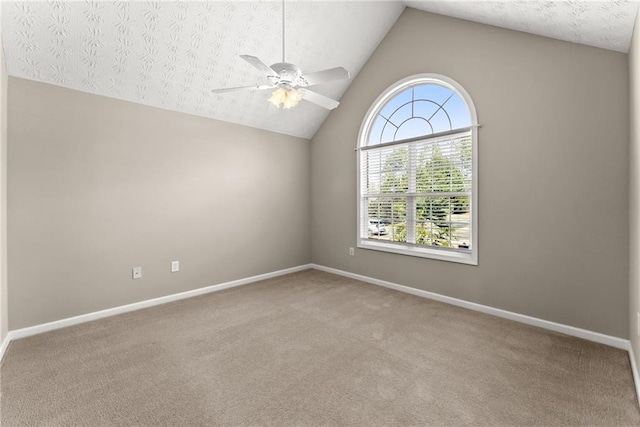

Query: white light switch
left=171, top=261, right=179, bottom=273
left=132, top=266, right=142, bottom=279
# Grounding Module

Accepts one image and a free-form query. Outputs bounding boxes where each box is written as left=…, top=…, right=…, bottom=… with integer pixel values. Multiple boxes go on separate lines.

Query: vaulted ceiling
left=2, top=1, right=638, bottom=140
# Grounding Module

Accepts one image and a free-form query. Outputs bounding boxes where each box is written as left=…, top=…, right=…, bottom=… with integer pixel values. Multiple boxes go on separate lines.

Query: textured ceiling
left=408, top=1, right=639, bottom=53
left=1, top=1, right=639, bottom=140
left=1, top=1, right=404, bottom=139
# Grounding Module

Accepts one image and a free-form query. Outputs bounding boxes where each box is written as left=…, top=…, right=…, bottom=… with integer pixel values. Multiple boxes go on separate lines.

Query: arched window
left=357, top=74, right=478, bottom=264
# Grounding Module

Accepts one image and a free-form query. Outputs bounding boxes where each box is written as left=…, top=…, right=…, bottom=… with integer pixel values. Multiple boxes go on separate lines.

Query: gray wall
left=311, top=8, right=630, bottom=338
left=0, top=38, right=7, bottom=344
left=8, top=78, right=310, bottom=330
left=630, top=10, right=640, bottom=368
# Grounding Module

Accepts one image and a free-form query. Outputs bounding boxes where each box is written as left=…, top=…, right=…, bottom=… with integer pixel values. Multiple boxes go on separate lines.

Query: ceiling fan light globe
left=268, top=87, right=302, bottom=109
left=283, top=98, right=293, bottom=109
left=269, top=98, right=281, bottom=108
left=269, top=88, right=286, bottom=107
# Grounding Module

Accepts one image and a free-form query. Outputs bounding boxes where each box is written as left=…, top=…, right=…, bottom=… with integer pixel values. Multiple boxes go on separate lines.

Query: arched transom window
left=357, top=74, right=478, bottom=265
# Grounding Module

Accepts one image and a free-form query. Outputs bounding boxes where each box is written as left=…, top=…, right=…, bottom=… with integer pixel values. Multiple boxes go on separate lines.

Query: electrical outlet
left=349, top=247, right=355, bottom=256
left=171, top=260, right=180, bottom=273
left=132, top=266, right=142, bottom=279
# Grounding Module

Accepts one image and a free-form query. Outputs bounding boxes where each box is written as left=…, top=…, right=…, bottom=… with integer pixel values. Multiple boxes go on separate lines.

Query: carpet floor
left=1, top=269, right=639, bottom=426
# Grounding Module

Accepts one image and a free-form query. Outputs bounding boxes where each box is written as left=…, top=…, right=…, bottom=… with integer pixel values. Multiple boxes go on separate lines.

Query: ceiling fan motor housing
left=269, top=62, right=304, bottom=88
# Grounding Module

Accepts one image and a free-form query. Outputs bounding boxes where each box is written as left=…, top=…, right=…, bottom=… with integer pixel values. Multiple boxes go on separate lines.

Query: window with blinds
left=357, top=75, right=478, bottom=264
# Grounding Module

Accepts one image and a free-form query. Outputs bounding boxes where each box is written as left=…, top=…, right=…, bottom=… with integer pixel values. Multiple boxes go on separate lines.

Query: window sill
left=357, top=239, right=477, bottom=265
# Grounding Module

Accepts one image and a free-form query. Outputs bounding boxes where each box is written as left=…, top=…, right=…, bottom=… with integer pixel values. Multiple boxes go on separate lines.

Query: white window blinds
left=360, top=129, right=472, bottom=251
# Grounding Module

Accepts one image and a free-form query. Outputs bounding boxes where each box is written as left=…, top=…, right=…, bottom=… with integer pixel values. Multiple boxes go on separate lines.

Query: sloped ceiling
left=1, top=1, right=404, bottom=139
left=1, top=1, right=638, bottom=140
left=408, top=0, right=639, bottom=53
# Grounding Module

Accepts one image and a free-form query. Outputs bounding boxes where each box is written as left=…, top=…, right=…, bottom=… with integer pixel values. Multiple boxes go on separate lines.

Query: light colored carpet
left=1, top=269, right=639, bottom=426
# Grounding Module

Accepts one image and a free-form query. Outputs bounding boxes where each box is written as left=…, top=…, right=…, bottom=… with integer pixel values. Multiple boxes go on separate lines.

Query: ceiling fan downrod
left=282, top=0, right=286, bottom=63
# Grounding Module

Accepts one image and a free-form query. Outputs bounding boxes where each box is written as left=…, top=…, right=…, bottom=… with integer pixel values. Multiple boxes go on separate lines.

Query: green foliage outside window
left=369, top=138, right=471, bottom=249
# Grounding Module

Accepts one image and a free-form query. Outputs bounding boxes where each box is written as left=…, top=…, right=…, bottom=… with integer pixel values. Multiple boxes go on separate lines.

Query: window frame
left=356, top=74, right=478, bottom=265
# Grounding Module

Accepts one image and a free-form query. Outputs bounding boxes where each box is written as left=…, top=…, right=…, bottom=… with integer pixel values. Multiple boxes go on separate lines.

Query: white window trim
left=356, top=74, right=479, bottom=265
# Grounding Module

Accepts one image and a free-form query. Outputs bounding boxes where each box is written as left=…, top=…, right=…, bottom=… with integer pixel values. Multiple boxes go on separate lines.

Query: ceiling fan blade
left=302, top=89, right=340, bottom=110
left=299, top=67, right=350, bottom=87
left=212, top=84, right=274, bottom=94
left=239, top=55, right=279, bottom=77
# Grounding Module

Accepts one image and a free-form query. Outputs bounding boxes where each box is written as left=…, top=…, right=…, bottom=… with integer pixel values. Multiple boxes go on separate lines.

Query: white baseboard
left=1, top=262, right=632, bottom=368
left=4, top=264, right=312, bottom=346
left=310, top=264, right=630, bottom=351
left=630, top=345, right=640, bottom=407
left=0, top=333, right=10, bottom=362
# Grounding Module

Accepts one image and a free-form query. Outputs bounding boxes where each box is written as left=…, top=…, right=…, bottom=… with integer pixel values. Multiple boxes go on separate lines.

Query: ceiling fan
left=211, top=1, right=350, bottom=110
